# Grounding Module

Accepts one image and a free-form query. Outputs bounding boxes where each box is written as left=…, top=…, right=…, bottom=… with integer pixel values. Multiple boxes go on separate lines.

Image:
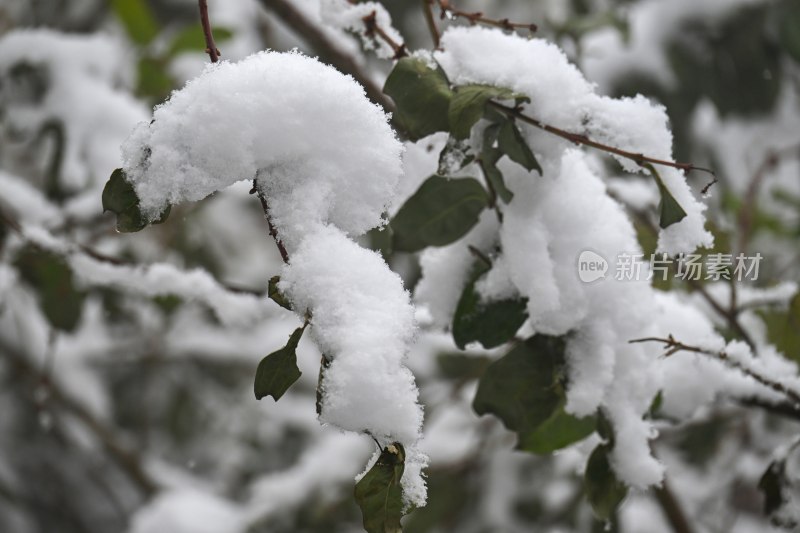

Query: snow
left=408, top=25, right=721, bottom=488
left=0, top=29, right=147, bottom=197
left=122, top=48, right=426, bottom=505
left=19, top=224, right=274, bottom=327
left=122, top=50, right=402, bottom=250
left=128, top=489, right=245, bottom=533
left=319, top=0, right=404, bottom=59
left=580, top=0, right=768, bottom=91
left=434, top=26, right=713, bottom=255
left=280, top=225, right=427, bottom=506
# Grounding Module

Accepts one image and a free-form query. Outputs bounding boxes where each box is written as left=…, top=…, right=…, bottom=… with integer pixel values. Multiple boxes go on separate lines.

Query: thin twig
left=198, top=0, right=220, bottom=63
left=608, top=198, right=757, bottom=352
left=737, top=143, right=800, bottom=255
left=629, top=335, right=800, bottom=406
left=438, top=0, right=537, bottom=33
left=254, top=0, right=396, bottom=118
left=422, top=0, right=441, bottom=48
left=0, top=205, right=266, bottom=297
left=361, top=10, right=407, bottom=59
left=249, top=181, right=289, bottom=264
left=488, top=101, right=717, bottom=180
left=653, top=478, right=696, bottom=533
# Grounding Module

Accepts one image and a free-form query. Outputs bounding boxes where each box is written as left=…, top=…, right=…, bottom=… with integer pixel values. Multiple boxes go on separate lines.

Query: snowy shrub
left=1, top=1, right=800, bottom=532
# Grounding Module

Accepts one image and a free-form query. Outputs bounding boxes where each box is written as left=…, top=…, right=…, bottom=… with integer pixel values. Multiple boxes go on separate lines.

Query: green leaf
left=267, top=276, right=292, bottom=311
left=14, top=247, right=85, bottom=332
left=779, top=0, right=800, bottom=62
left=584, top=444, right=628, bottom=521
left=758, top=294, right=800, bottom=363
left=168, top=26, right=234, bottom=57
left=497, top=119, right=542, bottom=174
left=759, top=460, right=787, bottom=519
left=390, top=176, right=488, bottom=252
left=519, top=401, right=595, bottom=454
left=136, top=57, right=174, bottom=102
left=449, top=84, right=528, bottom=140
left=645, top=164, right=687, bottom=229
left=354, top=442, right=406, bottom=533
left=452, top=263, right=528, bottom=349
left=383, top=57, right=452, bottom=141
left=473, top=335, right=566, bottom=441
left=478, top=147, right=514, bottom=204
left=102, top=168, right=170, bottom=233
left=254, top=326, right=305, bottom=401
left=112, top=0, right=159, bottom=46
left=436, top=353, right=492, bottom=381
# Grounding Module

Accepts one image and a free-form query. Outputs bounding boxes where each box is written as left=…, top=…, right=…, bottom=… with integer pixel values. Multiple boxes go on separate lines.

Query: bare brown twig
left=488, top=101, right=717, bottom=181
left=422, top=0, right=441, bottom=48
left=629, top=335, right=800, bottom=405
left=198, top=0, right=220, bottom=63
left=254, top=0, right=396, bottom=119
left=438, top=0, right=537, bottom=33
left=737, top=143, right=800, bottom=255
left=610, top=199, right=758, bottom=351
left=361, top=10, right=407, bottom=59
left=249, top=182, right=289, bottom=264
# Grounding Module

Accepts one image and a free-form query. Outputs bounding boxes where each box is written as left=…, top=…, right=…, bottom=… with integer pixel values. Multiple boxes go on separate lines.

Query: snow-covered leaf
left=254, top=326, right=305, bottom=401
left=437, top=136, right=474, bottom=175
left=102, top=168, right=170, bottom=233
left=354, top=442, right=406, bottom=533
left=584, top=444, right=628, bottom=520
left=452, top=264, right=527, bottom=349
left=267, top=275, right=292, bottom=311
left=383, top=57, right=452, bottom=141
left=646, top=164, right=687, bottom=229
left=390, top=175, right=488, bottom=252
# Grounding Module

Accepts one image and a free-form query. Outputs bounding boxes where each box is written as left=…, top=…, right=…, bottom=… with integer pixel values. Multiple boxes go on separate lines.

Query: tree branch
left=629, top=335, right=800, bottom=406
left=438, top=0, right=538, bottom=33
left=198, top=0, right=220, bottom=63
left=422, top=0, right=441, bottom=48
left=361, top=10, right=407, bottom=59
left=488, top=101, right=716, bottom=181
left=249, top=181, right=289, bottom=264
left=0, top=339, right=159, bottom=496
left=737, top=143, right=800, bottom=255
left=255, top=0, right=395, bottom=115
left=653, top=479, right=696, bottom=533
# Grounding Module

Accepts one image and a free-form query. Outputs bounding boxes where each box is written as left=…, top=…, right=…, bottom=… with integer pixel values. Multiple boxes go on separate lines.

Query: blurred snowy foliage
left=0, top=0, right=799, bottom=532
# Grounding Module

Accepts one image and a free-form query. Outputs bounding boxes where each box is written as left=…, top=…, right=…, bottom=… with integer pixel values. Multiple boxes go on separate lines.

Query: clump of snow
left=434, top=26, right=712, bottom=255
left=128, top=489, right=245, bottom=533
left=408, top=26, right=721, bottom=488
left=280, top=225, right=427, bottom=506
left=122, top=49, right=426, bottom=505
left=122, top=50, right=402, bottom=250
